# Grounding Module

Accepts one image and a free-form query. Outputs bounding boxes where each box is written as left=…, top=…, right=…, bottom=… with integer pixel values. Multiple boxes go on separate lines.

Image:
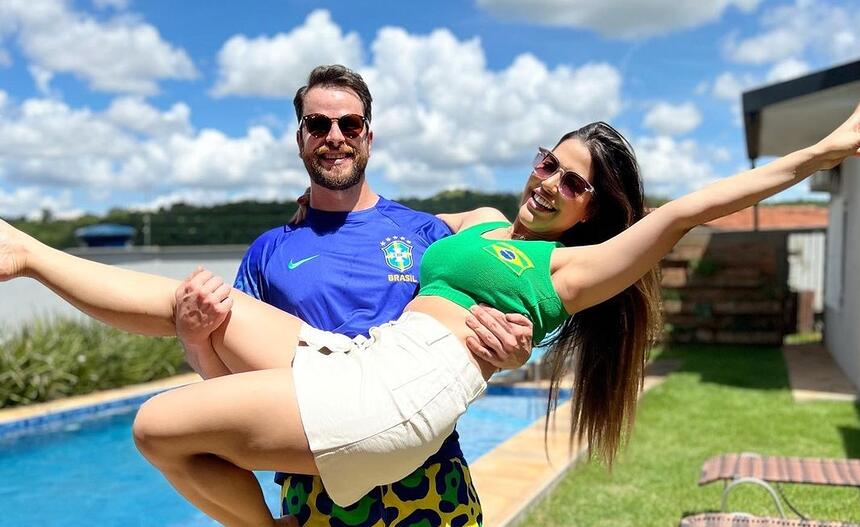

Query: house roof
left=705, top=205, right=827, bottom=231
left=743, top=60, right=860, bottom=159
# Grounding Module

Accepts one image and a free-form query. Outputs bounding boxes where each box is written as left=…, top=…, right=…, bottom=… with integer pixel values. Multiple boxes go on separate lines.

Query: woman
left=1, top=106, right=858, bottom=527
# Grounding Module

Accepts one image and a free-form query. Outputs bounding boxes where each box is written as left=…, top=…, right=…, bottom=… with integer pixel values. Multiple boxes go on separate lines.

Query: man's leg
left=281, top=475, right=386, bottom=527
left=380, top=456, right=482, bottom=526
left=278, top=455, right=482, bottom=526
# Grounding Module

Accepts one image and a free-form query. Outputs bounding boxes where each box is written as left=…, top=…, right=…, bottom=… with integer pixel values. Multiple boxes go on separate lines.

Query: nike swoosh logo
left=288, top=255, right=319, bottom=270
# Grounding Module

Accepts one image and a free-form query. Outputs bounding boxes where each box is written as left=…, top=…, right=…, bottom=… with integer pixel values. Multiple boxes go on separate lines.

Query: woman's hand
left=0, top=219, right=29, bottom=282
left=815, top=101, right=860, bottom=170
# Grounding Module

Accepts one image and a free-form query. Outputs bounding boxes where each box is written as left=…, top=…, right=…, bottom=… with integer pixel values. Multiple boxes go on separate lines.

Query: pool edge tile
left=0, top=373, right=202, bottom=436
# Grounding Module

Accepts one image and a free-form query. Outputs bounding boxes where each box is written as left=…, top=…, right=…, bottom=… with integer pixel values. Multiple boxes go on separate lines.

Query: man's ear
left=366, top=129, right=373, bottom=153
left=296, top=128, right=303, bottom=155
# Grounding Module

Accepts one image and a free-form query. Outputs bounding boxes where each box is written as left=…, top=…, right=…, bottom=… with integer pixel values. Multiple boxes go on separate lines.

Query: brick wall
left=661, top=228, right=791, bottom=345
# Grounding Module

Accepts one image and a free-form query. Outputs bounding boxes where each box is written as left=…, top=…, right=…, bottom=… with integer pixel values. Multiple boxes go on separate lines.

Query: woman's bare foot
left=0, top=219, right=28, bottom=282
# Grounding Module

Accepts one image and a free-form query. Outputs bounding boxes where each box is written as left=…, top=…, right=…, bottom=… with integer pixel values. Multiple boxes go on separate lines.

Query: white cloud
left=724, top=28, right=802, bottom=65
left=28, top=64, right=55, bottom=97
left=0, top=48, right=11, bottom=67
left=642, top=102, right=702, bottom=136
left=129, top=189, right=245, bottom=212
left=724, top=0, right=860, bottom=66
left=830, top=30, right=858, bottom=62
left=710, top=145, right=732, bottom=163
left=0, top=187, right=82, bottom=220
left=634, top=135, right=722, bottom=196
left=0, top=95, right=307, bottom=197
left=709, top=71, right=759, bottom=126
left=364, top=27, right=622, bottom=194
left=0, top=0, right=196, bottom=95
left=0, top=98, right=138, bottom=187
left=711, top=71, right=759, bottom=101
left=706, top=0, right=856, bottom=133
left=211, top=10, right=363, bottom=98
left=158, top=127, right=302, bottom=187
left=766, top=58, right=810, bottom=83
left=475, top=0, right=762, bottom=39
left=104, top=97, right=192, bottom=137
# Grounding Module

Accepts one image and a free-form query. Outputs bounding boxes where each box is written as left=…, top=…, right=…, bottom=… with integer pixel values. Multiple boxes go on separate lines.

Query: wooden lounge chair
left=680, top=513, right=860, bottom=527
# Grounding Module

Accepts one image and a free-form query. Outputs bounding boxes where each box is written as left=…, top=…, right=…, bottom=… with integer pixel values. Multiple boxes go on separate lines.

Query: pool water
left=0, top=385, right=567, bottom=526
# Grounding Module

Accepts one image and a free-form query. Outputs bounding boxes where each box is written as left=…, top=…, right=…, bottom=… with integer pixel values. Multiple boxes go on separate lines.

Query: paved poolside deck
left=783, top=342, right=858, bottom=403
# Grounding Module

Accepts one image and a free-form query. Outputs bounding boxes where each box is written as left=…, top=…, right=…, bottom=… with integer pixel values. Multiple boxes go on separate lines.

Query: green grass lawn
left=521, top=345, right=860, bottom=526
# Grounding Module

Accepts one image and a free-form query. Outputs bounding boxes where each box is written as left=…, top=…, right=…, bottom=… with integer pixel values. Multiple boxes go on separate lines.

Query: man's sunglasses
left=532, top=147, right=595, bottom=199
left=301, top=113, right=368, bottom=139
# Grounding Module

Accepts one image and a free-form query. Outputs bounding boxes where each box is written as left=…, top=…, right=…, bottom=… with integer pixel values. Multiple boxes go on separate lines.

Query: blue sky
left=0, top=0, right=857, bottom=219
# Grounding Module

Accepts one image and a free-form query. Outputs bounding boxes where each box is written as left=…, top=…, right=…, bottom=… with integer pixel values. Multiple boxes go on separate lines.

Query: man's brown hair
left=293, top=65, right=373, bottom=123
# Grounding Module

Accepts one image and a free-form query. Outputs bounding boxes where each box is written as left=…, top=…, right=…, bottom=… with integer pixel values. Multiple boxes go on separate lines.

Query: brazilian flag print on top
left=482, top=242, right=535, bottom=276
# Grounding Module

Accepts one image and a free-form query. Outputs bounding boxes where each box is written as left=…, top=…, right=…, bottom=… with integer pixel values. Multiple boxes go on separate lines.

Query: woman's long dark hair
left=543, top=122, right=663, bottom=465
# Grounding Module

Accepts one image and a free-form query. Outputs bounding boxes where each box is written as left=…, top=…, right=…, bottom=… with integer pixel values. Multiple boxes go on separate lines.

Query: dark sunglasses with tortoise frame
left=301, top=113, right=368, bottom=139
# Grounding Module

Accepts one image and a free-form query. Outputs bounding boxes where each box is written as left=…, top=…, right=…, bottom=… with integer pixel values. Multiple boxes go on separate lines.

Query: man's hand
left=464, top=304, right=534, bottom=370
left=174, top=267, right=233, bottom=374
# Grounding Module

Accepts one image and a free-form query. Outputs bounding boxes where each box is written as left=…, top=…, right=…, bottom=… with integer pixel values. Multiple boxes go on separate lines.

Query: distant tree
left=10, top=190, right=621, bottom=248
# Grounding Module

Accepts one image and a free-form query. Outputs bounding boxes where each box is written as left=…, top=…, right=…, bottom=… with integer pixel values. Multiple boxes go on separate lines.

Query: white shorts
left=291, top=311, right=487, bottom=507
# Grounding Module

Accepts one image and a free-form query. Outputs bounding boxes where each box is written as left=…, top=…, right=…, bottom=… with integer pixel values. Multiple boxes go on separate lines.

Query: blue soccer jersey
left=234, top=196, right=451, bottom=337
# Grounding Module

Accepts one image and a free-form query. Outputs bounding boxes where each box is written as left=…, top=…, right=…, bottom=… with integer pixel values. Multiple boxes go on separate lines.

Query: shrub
left=0, top=318, right=187, bottom=408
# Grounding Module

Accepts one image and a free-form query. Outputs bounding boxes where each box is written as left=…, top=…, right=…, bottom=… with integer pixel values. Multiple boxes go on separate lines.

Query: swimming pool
left=0, top=384, right=567, bottom=526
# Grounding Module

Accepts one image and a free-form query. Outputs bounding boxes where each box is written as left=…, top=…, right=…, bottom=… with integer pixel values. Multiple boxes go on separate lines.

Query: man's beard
left=303, top=146, right=369, bottom=191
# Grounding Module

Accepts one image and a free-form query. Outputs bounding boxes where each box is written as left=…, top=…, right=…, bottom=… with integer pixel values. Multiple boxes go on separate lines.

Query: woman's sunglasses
left=301, top=113, right=368, bottom=139
left=532, top=147, right=595, bottom=199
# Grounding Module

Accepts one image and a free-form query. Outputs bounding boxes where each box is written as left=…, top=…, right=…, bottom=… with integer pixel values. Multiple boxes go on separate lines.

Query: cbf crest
left=380, top=236, right=414, bottom=272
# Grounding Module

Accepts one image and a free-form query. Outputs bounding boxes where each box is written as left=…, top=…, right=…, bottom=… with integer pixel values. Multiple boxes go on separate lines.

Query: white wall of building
left=824, top=157, right=860, bottom=388
left=788, top=230, right=826, bottom=312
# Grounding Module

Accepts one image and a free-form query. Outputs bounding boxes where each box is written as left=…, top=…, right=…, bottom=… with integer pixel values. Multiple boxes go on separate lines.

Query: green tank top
left=418, top=221, right=569, bottom=344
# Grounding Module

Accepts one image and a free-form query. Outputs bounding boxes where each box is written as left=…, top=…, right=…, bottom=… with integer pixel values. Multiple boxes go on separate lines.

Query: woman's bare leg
left=133, top=368, right=317, bottom=527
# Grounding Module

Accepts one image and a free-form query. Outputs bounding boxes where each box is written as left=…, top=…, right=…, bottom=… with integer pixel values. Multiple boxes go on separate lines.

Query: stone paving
left=782, top=343, right=858, bottom=403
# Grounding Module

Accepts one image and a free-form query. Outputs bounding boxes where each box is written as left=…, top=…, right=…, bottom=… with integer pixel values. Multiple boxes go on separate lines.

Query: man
left=176, top=65, right=534, bottom=526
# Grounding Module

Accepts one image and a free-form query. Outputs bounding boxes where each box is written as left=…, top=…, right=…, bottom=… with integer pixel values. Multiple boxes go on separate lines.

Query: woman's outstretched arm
left=555, top=101, right=860, bottom=314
